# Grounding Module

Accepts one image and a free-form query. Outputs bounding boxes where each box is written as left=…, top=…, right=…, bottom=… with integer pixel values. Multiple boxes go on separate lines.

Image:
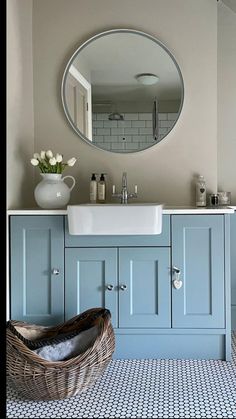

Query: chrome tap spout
left=122, top=172, right=127, bottom=189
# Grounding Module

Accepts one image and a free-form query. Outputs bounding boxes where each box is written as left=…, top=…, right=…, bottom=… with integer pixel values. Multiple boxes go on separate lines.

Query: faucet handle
left=128, top=185, right=138, bottom=200
left=112, top=185, right=116, bottom=194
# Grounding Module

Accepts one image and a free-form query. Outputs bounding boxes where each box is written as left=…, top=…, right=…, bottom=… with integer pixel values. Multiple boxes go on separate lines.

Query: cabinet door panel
left=10, top=216, right=64, bottom=325
left=65, top=248, right=118, bottom=327
left=231, top=213, right=236, bottom=330
left=119, top=248, right=170, bottom=328
left=172, top=215, right=225, bottom=328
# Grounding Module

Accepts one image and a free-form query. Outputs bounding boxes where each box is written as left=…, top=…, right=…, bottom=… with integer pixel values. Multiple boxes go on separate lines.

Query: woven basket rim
left=7, top=308, right=112, bottom=367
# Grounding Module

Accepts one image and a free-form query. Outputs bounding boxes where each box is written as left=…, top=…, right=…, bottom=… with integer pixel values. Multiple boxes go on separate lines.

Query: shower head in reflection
left=108, top=112, right=124, bottom=121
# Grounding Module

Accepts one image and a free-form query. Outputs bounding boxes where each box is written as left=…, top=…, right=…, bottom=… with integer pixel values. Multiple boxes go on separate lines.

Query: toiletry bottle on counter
left=98, top=173, right=106, bottom=203
left=90, top=173, right=97, bottom=203
left=196, top=175, right=206, bottom=207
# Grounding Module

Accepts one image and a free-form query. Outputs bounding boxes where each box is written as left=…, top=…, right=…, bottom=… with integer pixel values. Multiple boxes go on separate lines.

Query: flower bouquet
left=31, top=150, right=77, bottom=173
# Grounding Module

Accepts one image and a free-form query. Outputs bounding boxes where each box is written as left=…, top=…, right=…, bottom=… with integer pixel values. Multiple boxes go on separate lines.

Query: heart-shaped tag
left=173, top=279, right=183, bottom=289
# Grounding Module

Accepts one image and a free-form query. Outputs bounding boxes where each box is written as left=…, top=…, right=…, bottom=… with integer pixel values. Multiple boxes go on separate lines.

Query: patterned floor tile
left=7, top=333, right=236, bottom=418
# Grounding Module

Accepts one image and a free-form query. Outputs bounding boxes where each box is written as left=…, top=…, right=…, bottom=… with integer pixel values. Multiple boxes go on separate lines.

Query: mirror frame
left=61, top=28, right=184, bottom=153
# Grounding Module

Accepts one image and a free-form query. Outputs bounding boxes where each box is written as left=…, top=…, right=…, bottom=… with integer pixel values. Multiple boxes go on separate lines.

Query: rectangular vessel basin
left=67, top=203, right=163, bottom=235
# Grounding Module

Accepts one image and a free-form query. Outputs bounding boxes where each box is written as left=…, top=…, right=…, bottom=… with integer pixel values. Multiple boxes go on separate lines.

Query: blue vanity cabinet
left=64, top=215, right=171, bottom=330
left=10, top=216, right=64, bottom=325
left=65, top=247, right=171, bottom=328
left=64, top=247, right=170, bottom=329
left=9, top=212, right=231, bottom=360
left=231, top=212, right=236, bottom=330
left=65, top=248, right=118, bottom=327
left=171, top=215, right=225, bottom=328
left=119, top=247, right=171, bottom=328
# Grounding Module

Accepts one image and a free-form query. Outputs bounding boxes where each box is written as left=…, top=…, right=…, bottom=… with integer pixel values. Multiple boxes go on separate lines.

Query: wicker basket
left=6, top=308, right=115, bottom=400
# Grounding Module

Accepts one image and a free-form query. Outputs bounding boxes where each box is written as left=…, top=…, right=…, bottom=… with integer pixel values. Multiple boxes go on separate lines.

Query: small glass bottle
left=196, top=175, right=206, bottom=207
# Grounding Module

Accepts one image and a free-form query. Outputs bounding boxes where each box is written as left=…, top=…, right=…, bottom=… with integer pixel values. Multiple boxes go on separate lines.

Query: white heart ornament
left=173, top=279, right=183, bottom=289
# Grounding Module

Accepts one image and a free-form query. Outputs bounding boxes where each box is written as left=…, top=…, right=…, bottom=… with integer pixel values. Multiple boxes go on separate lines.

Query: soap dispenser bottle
left=90, top=173, right=97, bottom=203
left=195, top=175, right=206, bottom=207
left=98, top=173, right=106, bottom=203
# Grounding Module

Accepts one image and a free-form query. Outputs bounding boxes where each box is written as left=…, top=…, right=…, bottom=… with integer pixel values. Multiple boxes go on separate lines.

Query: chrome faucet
left=112, top=172, right=138, bottom=204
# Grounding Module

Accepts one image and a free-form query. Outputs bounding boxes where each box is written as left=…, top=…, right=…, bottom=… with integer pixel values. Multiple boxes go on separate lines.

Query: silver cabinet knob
left=52, top=268, right=60, bottom=275
left=120, top=284, right=127, bottom=291
left=106, top=284, right=114, bottom=291
left=173, top=266, right=181, bottom=274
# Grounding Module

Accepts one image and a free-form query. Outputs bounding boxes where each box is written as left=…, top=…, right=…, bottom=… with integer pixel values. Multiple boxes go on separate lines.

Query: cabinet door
left=119, top=247, right=170, bottom=328
left=10, top=216, right=64, bottom=325
left=231, top=212, right=236, bottom=330
left=172, top=215, right=225, bottom=328
left=65, top=248, right=118, bottom=327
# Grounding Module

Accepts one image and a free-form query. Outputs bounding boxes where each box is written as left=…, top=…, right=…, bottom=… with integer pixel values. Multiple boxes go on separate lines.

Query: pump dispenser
left=98, top=173, right=106, bottom=203
left=90, top=173, right=97, bottom=203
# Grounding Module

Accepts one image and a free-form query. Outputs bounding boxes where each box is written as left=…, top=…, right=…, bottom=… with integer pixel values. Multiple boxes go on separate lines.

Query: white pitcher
left=34, top=173, right=76, bottom=209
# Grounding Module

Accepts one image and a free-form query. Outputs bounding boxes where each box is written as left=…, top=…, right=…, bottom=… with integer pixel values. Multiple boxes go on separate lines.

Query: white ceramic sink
left=67, top=203, right=163, bottom=235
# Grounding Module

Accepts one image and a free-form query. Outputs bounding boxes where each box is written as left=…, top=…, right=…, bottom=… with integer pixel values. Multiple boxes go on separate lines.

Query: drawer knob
left=120, top=284, right=127, bottom=291
left=52, top=268, right=60, bottom=275
left=106, top=284, right=114, bottom=291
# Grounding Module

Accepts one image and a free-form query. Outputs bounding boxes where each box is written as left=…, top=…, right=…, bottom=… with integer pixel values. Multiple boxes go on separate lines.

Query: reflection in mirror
left=62, top=29, right=184, bottom=153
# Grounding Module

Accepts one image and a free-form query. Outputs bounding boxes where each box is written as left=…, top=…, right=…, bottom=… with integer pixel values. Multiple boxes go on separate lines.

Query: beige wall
left=7, top=0, right=35, bottom=209
left=10, top=0, right=236, bottom=208
left=32, top=0, right=218, bottom=206
left=217, top=2, right=236, bottom=204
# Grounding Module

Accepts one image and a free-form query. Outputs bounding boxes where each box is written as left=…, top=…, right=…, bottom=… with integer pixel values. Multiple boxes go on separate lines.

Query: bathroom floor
left=7, top=333, right=236, bottom=419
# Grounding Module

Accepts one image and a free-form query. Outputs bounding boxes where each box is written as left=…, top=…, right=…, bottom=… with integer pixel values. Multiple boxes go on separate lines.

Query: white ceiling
left=72, top=32, right=182, bottom=103
left=221, top=0, right=236, bottom=13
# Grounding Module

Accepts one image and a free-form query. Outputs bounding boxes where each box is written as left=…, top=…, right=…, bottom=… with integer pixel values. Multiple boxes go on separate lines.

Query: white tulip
left=67, top=157, right=77, bottom=166
left=31, top=158, right=39, bottom=166
left=46, top=150, right=53, bottom=158
left=33, top=153, right=41, bottom=160
left=56, top=153, right=63, bottom=163
left=49, top=157, right=57, bottom=166
left=40, top=150, right=46, bottom=159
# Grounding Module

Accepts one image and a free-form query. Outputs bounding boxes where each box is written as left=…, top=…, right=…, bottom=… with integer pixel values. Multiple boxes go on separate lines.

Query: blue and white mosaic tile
left=7, top=333, right=236, bottom=418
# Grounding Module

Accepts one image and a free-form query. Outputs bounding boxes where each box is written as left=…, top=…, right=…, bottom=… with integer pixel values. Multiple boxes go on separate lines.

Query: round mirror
left=61, top=29, right=184, bottom=153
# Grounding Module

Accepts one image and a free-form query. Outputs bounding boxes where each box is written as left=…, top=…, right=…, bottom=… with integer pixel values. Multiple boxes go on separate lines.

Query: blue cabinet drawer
left=65, top=214, right=170, bottom=247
